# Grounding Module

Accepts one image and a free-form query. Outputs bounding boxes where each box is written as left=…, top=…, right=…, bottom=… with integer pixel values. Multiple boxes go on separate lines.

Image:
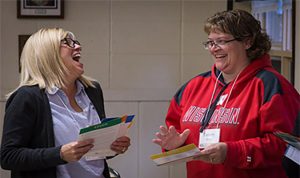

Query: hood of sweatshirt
left=211, top=53, right=273, bottom=86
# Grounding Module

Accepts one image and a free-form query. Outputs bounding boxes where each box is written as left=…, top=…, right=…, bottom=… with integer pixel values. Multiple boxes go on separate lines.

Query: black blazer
left=0, top=82, right=111, bottom=178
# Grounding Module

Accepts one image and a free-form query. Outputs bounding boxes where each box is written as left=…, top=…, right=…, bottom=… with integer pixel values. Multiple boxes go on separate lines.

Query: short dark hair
left=204, top=9, right=271, bottom=60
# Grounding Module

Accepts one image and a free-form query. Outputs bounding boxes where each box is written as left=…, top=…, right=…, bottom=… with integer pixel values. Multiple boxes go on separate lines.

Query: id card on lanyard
left=198, top=128, right=220, bottom=149
left=198, top=72, right=228, bottom=149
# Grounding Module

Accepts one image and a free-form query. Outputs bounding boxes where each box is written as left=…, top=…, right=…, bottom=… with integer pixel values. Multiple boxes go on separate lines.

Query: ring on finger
left=122, top=147, right=127, bottom=152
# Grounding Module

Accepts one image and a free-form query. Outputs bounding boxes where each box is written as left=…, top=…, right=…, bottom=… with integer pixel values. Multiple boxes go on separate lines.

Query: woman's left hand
left=111, top=136, right=131, bottom=154
left=194, top=142, right=227, bottom=164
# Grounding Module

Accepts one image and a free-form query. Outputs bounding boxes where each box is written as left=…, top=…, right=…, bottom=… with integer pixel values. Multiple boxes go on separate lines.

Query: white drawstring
left=216, top=70, right=242, bottom=128
left=203, top=72, right=223, bottom=125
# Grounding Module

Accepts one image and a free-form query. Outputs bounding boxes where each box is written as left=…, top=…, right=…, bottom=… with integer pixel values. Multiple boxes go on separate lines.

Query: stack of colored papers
left=274, top=131, right=300, bottom=165
left=78, top=115, right=135, bottom=160
left=150, top=144, right=201, bottom=166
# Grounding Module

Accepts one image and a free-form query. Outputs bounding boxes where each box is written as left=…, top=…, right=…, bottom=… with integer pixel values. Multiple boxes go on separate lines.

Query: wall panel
left=0, top=1, right=228, bottom=178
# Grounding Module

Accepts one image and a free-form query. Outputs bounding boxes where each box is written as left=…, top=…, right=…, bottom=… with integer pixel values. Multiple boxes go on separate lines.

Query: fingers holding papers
left=194, top=142, right=227, bottom=164
left=111, top=136, right=131, bottom=154
left=60, top=139, right=95, bottom=162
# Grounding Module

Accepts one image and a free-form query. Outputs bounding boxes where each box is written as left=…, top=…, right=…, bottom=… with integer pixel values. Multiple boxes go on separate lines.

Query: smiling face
left=207, top=30, right=251, bottom=75
left=60, top=35, right=83, bottom=83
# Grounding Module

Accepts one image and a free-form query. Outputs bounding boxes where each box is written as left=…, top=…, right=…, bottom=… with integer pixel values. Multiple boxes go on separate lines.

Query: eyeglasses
left=61, top=38, right=81, bottom=48
left=202, top=38, right=237, bottom=50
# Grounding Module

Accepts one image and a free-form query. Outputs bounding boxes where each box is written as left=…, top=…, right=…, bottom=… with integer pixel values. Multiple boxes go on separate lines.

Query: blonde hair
left=7, top=28, right=94, bottom=97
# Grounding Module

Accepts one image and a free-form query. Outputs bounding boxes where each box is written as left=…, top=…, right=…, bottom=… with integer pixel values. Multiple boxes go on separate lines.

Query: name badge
left=199, top=128, right=220, bottom=149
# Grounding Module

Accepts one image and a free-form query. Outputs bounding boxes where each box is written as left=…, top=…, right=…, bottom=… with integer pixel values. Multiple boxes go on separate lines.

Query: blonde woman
left=0, top=28, right=130, bottom=178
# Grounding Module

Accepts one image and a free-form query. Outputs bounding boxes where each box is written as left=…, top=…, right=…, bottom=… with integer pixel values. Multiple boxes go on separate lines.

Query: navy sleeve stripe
left=174, top=83, right=187, bottom=105
left=293, top=111, right=300, bottom=136
left=174, top=71, right=211, bottom=105
left=256, top=70, right=283, bottom=103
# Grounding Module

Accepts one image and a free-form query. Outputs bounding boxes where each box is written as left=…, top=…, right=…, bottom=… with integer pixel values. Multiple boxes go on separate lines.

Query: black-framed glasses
left=202, top=38, right=237, bottom=50
left=61, top=38, right=81, bottom=48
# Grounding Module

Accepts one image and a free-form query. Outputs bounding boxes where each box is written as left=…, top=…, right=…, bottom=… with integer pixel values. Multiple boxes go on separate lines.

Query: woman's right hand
left=60, top=139, right=94, bottom=162
left=152, top=125, right=190, bottom=150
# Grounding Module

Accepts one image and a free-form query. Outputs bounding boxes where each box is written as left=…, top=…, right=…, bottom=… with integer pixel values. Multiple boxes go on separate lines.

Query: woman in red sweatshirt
left=153, top=9, right=299, bottom=178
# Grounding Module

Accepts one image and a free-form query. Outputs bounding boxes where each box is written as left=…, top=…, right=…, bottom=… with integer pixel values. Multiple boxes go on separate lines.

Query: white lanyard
left=198, top=70, right=242, bottom=149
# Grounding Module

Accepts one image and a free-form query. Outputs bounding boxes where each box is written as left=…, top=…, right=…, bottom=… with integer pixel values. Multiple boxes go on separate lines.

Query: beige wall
left=0, top=0, right=223, bottom=97
left=0, top=0, right=2, bottom=98
left=0, top=1, right=226, bottom=178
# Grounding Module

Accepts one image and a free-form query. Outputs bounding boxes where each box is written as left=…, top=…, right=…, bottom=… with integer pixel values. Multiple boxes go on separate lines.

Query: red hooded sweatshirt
left=166, top=54, right=300, bottom=178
